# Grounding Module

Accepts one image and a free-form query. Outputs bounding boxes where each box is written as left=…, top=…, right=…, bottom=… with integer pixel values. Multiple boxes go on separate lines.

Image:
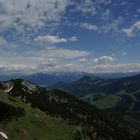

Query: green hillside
left=83, top=89, right=140, bottom=129
left=56, top=74, right=140, bottom=127
left=0, top=79, right=140, bottom=140
left=0, top=90, right=79, bottom=140
left=58, top=74, right=140, bottom=97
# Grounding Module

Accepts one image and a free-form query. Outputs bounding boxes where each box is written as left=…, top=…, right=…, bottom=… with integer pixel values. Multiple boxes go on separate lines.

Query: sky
left=0, top=0, right=140, bottom=74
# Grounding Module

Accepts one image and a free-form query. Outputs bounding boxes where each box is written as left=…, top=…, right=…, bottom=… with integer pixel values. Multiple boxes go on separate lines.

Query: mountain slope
left=0, top=88, right=80, bottom=140
left=55, top=73, right=140, bottom=97
left=52, top=75, right=104, bottom=97
left=0, top=79, right=140, bottom=140
left=52, top=74, right=140, bottom=127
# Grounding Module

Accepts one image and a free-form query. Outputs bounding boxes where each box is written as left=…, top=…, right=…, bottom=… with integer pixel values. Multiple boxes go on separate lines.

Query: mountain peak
left=1, top=79, right=39, bottom=95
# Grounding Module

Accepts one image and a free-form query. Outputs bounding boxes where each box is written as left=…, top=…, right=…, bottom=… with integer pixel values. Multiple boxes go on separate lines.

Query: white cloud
left=77, top=58, right=88, bottom=63
left=2, top=62, right=140, bottom=74
left=0, top=48, right=139, bottom=73
left=94, top=56, right=114, bottom=64
left=0, top=0, right=139, bottom=74
left=121, top=28, right=134, bottom=37
left=0, top=46, right=91, bottom=73
left=80, top=23, right=98, bottom=31
left=34, top=35, right=67, bottom=44
left=93, top=63, right=140, bottom=73
left=76, top=0, right=96, bottom=16
left=100, top=16, right=124, bottom=33
left=34, top=35, right=78, bottom=45
left=68, top=36, right=78, bottom=42
left=46, top=46, right=90, bottom=59
left=0, top=0, right=69, bottom=30
left=121, top=21, right=140, bottom=37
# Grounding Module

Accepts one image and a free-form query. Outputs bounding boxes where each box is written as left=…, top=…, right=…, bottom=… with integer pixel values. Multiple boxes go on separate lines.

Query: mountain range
left=51, top=73, right=140, bottom=128
left=54, top=74, right=140, bottom=96
left=0, top=72, right=138, bottom=87
left=0, top=79, right=140, bottom=140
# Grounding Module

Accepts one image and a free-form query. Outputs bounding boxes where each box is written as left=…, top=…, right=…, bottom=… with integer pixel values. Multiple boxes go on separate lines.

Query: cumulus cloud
left=0, top=48, right=139, bottom=73
left=121, top=21, right=140, bottom=37
left=34, top=35, right=67, bottom=44
left=94, top=56, right=114, bottom=64
left=34, top=35, right=78, bottom=45
left=80, top=23, right=98, bottom=31
left=0, top=46, right=91, bottom=73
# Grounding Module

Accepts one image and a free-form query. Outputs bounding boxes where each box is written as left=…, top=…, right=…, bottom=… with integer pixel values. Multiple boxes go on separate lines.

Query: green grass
left=0, top=90, right=79, bottom=140
left=92, top=94, right=121, bottom=109
left=99, top=82, right=112, bottom=87
left=0, top=110, right=76, bottom=140
left=82, top=93, right=106, bottom=103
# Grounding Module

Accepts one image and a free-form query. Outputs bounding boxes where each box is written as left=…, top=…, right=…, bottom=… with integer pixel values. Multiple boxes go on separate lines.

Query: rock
left=0, top=132, right=8, bottom=140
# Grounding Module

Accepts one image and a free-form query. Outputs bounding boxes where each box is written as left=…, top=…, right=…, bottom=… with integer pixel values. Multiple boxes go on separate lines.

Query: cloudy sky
left=0, top=0, right=140, bottom=74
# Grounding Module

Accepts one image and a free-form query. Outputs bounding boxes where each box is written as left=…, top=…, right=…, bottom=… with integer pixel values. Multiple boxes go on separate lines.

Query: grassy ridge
left=0, top=90, right=80, bottom=140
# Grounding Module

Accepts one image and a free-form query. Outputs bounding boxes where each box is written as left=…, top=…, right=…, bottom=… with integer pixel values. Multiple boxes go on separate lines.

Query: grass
left=0, top=111, right=76, bottom=140
left=92, top=94, right=121, bottom=109
left=0, top=90, right=78, bottom=140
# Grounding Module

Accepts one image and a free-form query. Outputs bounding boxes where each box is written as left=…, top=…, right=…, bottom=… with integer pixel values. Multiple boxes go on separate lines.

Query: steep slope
left=0, top=79, right=140, bottom=140
left=0, top=88, right=80, bottom=140
left=66, top=74, right=140, bottom=126
left=52, top=74, right=140, bottom=127
left=52, top=75, right=104, bottom=97
left=54, top=73, right=140, bottom=97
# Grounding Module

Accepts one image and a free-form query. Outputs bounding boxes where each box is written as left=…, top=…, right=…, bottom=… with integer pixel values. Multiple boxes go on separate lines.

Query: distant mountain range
left=22, top=72, right=94, bottom=87
left=0, top=79, right=139, bottom=139
left=0, top=72, right=138, bottom=87
left=54, top=73, right=140, bottom=96
left=51, top=73, right=140, bottom=128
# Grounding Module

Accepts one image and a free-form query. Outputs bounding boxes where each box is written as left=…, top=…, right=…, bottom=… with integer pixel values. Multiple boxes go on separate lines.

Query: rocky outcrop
left=0, top=132, right=8, bottom=140
left=1, top=81, right=14, bottom=93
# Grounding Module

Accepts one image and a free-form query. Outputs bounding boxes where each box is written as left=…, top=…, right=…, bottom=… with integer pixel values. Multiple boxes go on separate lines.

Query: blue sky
left=0, top=0, right=140, bottom=73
